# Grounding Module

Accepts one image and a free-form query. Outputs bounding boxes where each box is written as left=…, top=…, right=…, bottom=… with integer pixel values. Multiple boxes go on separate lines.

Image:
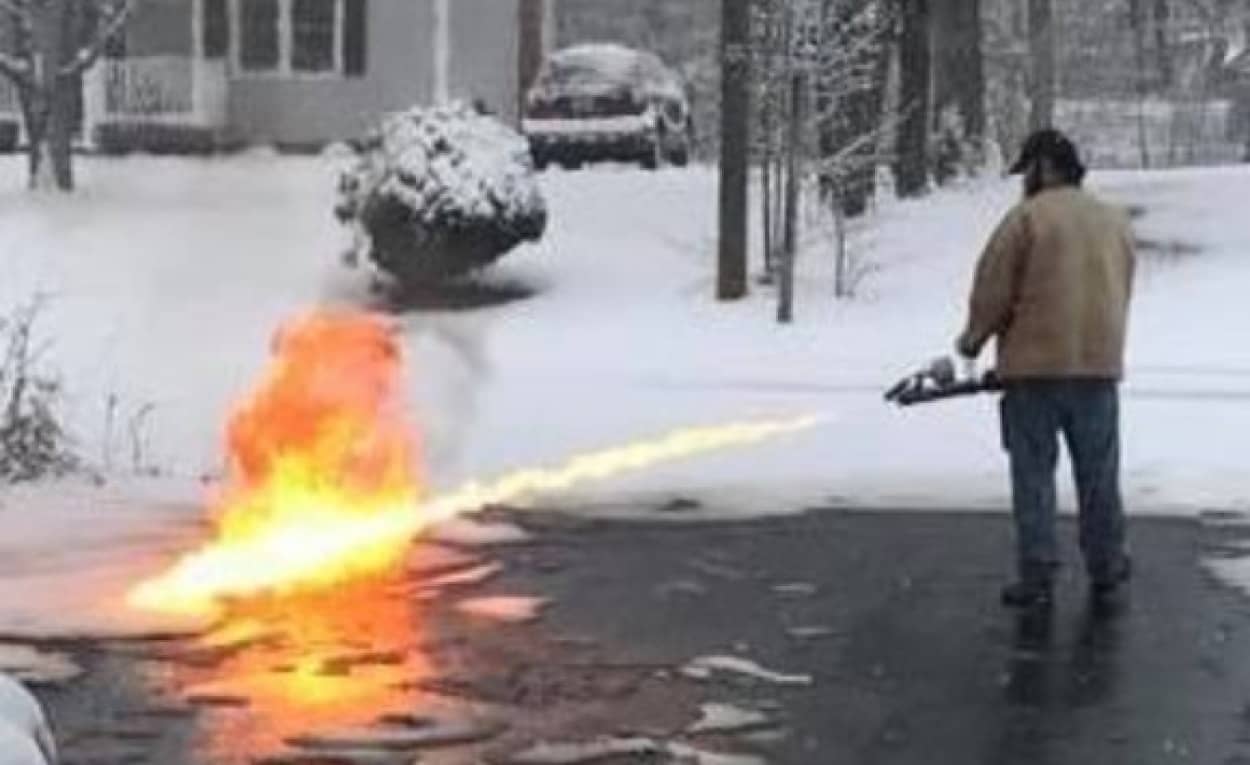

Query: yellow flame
left=128, top=415, right=822, bottom=615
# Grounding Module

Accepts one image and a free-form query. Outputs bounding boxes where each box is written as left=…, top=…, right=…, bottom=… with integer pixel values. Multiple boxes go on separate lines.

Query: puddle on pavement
left=149, top=574, right=476, bottom=761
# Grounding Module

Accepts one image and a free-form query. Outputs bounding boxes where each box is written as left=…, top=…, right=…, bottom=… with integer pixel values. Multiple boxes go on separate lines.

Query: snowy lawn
left=0, top=155, right=1248, bottom=639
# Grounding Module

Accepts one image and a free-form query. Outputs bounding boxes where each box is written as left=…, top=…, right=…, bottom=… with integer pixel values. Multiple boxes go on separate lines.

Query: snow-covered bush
left=335, top=102, right=548, bottom=286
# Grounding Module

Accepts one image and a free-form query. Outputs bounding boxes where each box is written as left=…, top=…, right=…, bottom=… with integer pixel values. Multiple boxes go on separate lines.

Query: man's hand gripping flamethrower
left=883, top=356, right=1004, bottom=407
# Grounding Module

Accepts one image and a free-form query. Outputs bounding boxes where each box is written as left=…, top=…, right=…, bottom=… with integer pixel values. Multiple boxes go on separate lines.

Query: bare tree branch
left=60, top=0, right=132, bottom=77
left=0, top=0, right=32, bottom=85
left=0, top=53, right=29, bottom=81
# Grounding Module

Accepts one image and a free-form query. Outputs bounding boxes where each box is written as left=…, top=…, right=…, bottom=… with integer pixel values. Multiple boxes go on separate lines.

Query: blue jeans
left=1000, top=379, right=1129, bottom=586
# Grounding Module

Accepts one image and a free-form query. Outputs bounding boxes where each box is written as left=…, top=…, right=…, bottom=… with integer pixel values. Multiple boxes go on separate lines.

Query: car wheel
left=640, top=129, right=664, bottom=171
left=640, top=147, right=660, bottom=170
left=667, top=140, right=690, bottom=168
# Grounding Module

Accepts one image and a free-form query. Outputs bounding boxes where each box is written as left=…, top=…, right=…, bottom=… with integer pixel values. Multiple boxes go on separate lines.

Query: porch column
left=81, top=62, right=109, bottom=150
left=433, top=0, right=450, bottom=103
left=191, top=0, right=228, bottom=129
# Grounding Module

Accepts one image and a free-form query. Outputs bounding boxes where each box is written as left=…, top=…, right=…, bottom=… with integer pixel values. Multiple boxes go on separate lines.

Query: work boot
left=1000, top=580, right=1053, bottom=609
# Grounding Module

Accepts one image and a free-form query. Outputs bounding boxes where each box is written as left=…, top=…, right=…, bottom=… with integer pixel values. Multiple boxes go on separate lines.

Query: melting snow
left=687, top=702, right=774, bottom=734
left=422, top=562, right=503, bottom=589
left=286, top=719, right=501, bottom=752
left=506, top=736, right=765, bottom=765
left=682, top=655, right=814, bottom=687
left=454, top=595, right=549, bottom=624
left=0, top=645, right=82, bottom=686
left=429, top=517, right=531, bottom=547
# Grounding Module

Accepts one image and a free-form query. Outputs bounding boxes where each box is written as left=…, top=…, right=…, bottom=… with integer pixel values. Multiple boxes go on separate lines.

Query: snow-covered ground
left=0, top=155, right=1249, bottom=641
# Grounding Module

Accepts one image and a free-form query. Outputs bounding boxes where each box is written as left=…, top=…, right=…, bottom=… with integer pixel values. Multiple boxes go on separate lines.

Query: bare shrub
left=0, top=297, right=77, bottom=483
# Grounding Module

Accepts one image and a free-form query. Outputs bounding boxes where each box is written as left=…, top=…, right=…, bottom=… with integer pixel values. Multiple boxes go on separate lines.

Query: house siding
left=448, top=0, right=521, bottom=123
left=227, top=0, right=435, bottom=146
left=125, top=0, right=194, bottom=57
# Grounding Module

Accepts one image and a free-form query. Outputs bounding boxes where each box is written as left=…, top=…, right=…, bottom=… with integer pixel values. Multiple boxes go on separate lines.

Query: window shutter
left=343, top=0, right=367, bottom=77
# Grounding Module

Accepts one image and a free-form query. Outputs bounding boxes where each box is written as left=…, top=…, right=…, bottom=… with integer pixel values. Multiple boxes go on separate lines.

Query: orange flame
left=130, top=310, right=424, bottom=614
left=128, top=311, right=823, bottom=616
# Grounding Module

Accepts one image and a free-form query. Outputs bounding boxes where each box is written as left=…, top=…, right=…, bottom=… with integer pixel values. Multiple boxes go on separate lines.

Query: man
left=956, top=128, right=1136, bottom=609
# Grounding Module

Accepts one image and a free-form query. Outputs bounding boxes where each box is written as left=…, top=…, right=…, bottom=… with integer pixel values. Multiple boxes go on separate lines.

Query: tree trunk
left=1152, top=0, right=1171, bottom=89
left=762, top=142, right=774, bottom=278
left=1027, top=0, right=1055, bottom=130
left=50, top=80, right=75, bottom=190
left=718, top=0, right=751, bottom=300
left=1128, top=0, right=1152, bottom=167
left=517, top=0, right=547, bottom=117
left=778, top=71, right=804, bottom=325
left=27, top=0, right=76, bottom=192
left=894, top=0, right=931, bottom=197
left=21, top=95, right=53, bottom=191
left=22, top=82, right=76, bottom=192
left=932, top=0, right=984, bottom=141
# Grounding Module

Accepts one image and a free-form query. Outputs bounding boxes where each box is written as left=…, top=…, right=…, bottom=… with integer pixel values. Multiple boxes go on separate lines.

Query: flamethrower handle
left=884, top=370, right=1005, bottom=407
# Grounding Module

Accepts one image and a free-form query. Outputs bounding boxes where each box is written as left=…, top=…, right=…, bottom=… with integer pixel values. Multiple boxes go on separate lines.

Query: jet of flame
left=127, top=311, right=822, bottom=615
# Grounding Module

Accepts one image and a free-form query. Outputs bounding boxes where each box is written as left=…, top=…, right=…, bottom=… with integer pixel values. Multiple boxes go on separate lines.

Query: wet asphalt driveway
left=28, top=506, right=1250, bottom=764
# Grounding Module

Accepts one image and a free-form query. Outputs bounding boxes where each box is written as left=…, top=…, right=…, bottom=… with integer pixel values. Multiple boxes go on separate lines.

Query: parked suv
left=522, top=43, right=693, bottom=171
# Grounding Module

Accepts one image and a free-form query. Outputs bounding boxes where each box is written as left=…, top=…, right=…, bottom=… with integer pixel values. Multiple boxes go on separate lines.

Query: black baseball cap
left=1008, top=128, right=1086, bottom=177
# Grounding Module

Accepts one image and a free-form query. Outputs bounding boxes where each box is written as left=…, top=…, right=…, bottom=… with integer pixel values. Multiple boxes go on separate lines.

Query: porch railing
left=0, top=78, right=19, bottom=118
left=83, top=55, right=228, bottom=132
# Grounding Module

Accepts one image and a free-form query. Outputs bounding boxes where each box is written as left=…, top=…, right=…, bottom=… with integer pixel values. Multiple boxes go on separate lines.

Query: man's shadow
left=1003, top=598, right=1126, bottom=709
left=988, top=599, right=1127, bottom=763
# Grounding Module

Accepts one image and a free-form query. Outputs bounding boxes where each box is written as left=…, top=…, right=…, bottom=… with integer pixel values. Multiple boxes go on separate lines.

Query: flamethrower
left=884, top=357, right=1004, bottom=407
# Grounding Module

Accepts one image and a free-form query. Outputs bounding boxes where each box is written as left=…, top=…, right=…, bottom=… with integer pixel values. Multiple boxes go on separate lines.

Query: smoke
left=406, top=314, right=493, bottom=484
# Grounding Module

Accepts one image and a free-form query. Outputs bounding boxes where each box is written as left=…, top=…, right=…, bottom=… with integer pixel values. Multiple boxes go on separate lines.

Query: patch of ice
left=785, top=626, right=839, bottom=641
left=422, top=562, right=503, bottom=589
left=505, top=737, right=764, bottom=765
left=0, top=645, right=82, bottom=686
left=682, top=655, right=813, bottom=687
left=287, top=719, right=500, bottom=751
left=1204, top=557, right=1250, bottom=600
left=687, top=702, right=773, bottom=734
left=771, top=582, right=818, bottom=598
left=428, top=517, right=531, bottom=547
left=505, top=737, right=661, bottom=764
left=454, top=596, right=549, bottom=624
left=667, top=742, right=768, bottom=765
left=406, top=544, right=484, bottom=577
left=258, top=750, right=405, bottom=765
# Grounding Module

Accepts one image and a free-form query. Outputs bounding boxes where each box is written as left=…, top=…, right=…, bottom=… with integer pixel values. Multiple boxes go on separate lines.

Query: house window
left=203, top=0, right=230, bottom=59
left=234, top=0, right=365, bottom=77
left=240, top=0, right=280, bottom=71
left=292, top=0, right=336, bottom=72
